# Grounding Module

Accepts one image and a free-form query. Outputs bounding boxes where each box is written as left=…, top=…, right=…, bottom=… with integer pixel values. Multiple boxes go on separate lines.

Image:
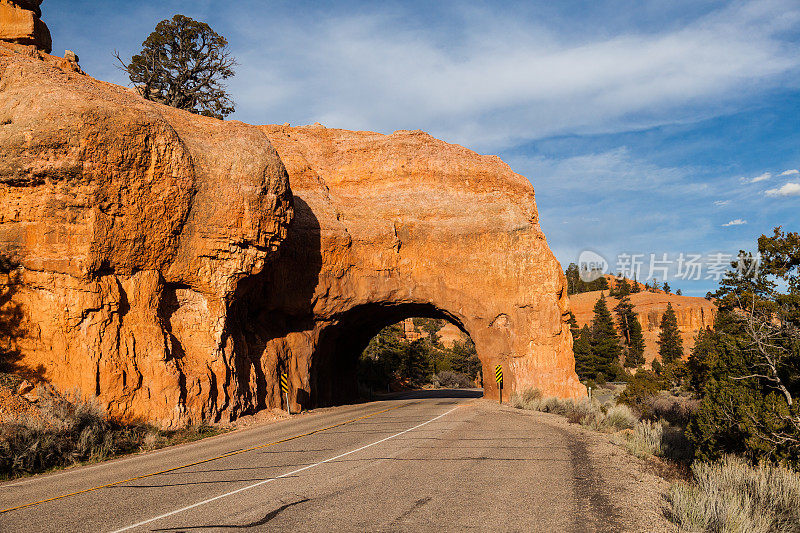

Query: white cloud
left=748, top=172, right=772, bottom=183
left=765, top=182, right=800, bottom=197
left=714, top=200, right=731, bottom=206
left=228, top=0, right=800, bottom=149
left=722, top=219, right=748, bottom=226
left=779, top=169, right=800, bottom=176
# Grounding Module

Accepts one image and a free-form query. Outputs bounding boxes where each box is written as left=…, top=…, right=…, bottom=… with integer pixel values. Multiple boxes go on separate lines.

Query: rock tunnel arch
left=220, top=126, right=589, bottom=423
left=0, top=48, right=587, bottom=428
left=309, top=302, right=478, bottom=407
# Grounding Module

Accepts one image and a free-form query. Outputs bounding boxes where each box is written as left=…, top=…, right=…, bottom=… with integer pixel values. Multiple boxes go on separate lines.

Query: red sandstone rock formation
left=0, top=0, right=50, bottom=53
left=0, top=45, right=293, bottom=425
left=0, top=44, right=583, bottom=425
left=569, top=289, right=716, bottom=364
left=255, top=125, right=584, bottom=406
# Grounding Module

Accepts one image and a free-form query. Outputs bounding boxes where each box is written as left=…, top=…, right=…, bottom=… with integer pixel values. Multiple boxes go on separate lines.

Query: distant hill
left=569, top=286, right=716, bottom=365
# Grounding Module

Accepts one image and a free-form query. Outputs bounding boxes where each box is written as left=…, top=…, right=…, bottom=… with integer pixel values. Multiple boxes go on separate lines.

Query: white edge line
left=108, top=405, right=461, bottom=533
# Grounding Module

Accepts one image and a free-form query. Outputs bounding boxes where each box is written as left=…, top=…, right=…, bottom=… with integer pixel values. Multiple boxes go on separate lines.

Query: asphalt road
left=0, top=390, right=621, bottom=532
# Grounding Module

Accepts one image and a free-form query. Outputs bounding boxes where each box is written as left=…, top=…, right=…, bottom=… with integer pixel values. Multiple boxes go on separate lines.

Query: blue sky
left=45, top=0, right=800, bottom=295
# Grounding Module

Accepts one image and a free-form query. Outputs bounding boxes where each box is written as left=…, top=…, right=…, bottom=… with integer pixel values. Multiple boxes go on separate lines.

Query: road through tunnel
left=310, top=303, right=483, bottom=407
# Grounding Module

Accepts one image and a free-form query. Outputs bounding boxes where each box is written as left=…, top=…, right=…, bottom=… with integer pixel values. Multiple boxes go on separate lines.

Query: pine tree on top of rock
left=657, top=302, right=683, bottom=364
left=116, top=14, right=236, bottom=119
left=590, top=294, right=622, bottom=378
left=631, top=274, right=642, bottom=293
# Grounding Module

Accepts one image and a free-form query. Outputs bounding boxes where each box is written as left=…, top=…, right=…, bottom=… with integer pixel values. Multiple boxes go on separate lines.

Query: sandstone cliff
left=0, top=44, right=293, bottom=425
left=569, top=289, right=716, bottom=364
left=0, top=43, right=583, bottom=425
left=253, top=125, right=584, bottom=406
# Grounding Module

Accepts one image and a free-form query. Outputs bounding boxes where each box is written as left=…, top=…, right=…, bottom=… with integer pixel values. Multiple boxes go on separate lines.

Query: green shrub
left=617, top=370, right=665, bottom=417
left=667, top=456, right=800, bottom=532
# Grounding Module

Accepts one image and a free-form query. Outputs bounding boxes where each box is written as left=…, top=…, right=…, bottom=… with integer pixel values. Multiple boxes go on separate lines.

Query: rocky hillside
left=570, top=289, right=716, bottom=364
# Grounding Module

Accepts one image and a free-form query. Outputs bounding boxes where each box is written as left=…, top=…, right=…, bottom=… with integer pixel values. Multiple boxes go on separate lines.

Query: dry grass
left=0, top=386, right=225, bottom=479
left=512, top=388, right=692, bottom=465
left=667, top=456, right=800, bottom=532
left=511, top=388, right=635, bottom=432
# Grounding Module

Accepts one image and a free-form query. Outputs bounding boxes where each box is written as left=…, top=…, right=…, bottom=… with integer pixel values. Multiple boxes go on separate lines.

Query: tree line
left=570, top=285, right=684, bottom=383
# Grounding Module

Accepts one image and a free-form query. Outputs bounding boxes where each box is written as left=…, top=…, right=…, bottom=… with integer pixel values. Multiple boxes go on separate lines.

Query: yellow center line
left=1, top=400, right=418, bottom=514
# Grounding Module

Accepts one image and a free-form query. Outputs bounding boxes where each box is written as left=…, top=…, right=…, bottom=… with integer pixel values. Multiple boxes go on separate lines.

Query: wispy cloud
left=227, top=0, right=800, bottom=148
left=722, top=219, right=747, bottom=226
left=779, top=169, right=800, bottom=176
left=714, top=200, right=731, bottom=206
left=765, top=182, right=800, bottom=197
left=746, top=172, right=772, bottom=183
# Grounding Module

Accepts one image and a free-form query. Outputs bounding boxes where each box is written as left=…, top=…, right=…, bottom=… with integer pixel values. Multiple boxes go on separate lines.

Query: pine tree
left=617, top=277, right=631, bottom=297
left=657, top=302, right=683, bottom=364
left=631, top=274, right=641, bottom=293
left=567, top=311, right=579, bottom=338
left=626, top=316, right=646, bottom=367
left=614, top=295, right=635, bottom=345
left=573, top=324, right=594, bottom=379
left=565, top=263, right=582, bottom=295
left=615, top=294, right=646, bottom=368
left=676, top=289, right=682, bottom=296
left=663, top=281, right=671, bottom=293
left=590, top=295, right=622, bottom=378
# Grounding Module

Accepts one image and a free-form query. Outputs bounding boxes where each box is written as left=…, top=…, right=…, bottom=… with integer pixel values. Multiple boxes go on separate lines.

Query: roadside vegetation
left=357, top=318, right=481, bottom=394
left=550, top=228, right=800, bottom=531
left=0, top=380, right=226, bottom=480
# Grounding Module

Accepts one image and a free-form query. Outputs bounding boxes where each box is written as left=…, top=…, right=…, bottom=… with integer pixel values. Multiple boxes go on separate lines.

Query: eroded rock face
left=0, top=46, right=293, bottom=425
left=236, top=125, right=585, bottom=409
left=0, top=0, right=51, bottom=53
left=0, top=46, right=584, bottom=425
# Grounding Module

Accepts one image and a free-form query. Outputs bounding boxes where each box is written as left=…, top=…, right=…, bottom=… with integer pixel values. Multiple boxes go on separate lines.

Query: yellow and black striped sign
left=280, top=372, right=289, bottom=394
left=495, top=365, right=503, bottom=385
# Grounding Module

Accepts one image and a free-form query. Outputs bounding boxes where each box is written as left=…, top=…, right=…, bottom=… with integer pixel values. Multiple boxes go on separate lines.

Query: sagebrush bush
left=667, top=456, right=800, bottom=533
left=603, top=404, right=637, bottom=431
left=623, top=420, right=664, bottom=458
left=650, top=393, right=699, bottom=426
left=0, top=388, right=223, bottom=479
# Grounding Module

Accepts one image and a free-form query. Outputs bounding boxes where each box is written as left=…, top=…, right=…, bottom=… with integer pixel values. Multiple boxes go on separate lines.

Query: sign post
left=280, top=372, right=290, bottom=415
left=495, top=364, right=503, bottom=404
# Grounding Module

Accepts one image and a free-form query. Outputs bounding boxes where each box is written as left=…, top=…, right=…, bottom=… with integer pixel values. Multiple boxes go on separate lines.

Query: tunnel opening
left=310, top=303, right=483, bottom=407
